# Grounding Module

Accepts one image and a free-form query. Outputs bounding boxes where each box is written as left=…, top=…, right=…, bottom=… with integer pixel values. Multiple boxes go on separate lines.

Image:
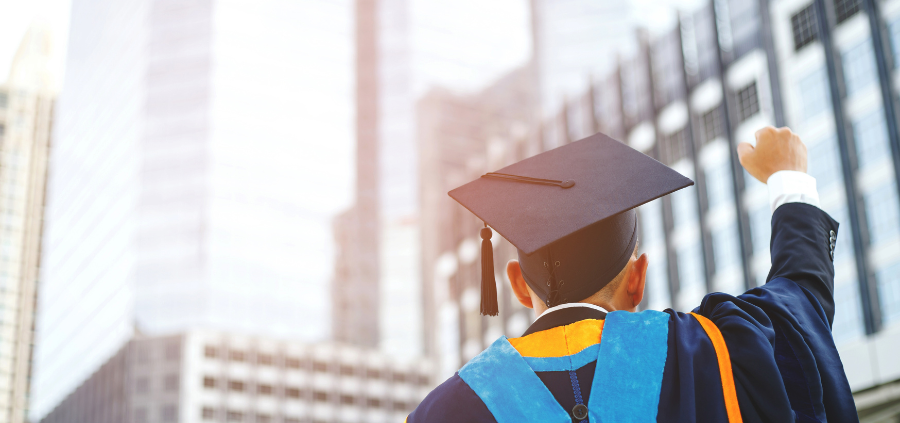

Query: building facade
left=0, top=26, right=56, bottom=423
left=39, top=330, right=431, bottom=423
left=332, top=0, right=382, bottom=349
left=32, top=0, right=355, bottom=419
left=420, top=0, right=900, bottom=418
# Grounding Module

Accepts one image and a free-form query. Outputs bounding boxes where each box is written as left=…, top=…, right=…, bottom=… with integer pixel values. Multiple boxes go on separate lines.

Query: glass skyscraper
left=31, top=0, right=354, bottom=420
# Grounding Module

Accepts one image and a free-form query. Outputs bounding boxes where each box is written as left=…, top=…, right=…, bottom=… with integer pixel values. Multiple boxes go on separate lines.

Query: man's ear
left=627, top=253, right=649, bottom=308
left=507, top=260, right=534, bottom=309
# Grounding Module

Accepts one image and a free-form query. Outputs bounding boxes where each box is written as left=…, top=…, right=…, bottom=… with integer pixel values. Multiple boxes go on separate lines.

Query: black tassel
left=480, top=224, right=499, bottom=316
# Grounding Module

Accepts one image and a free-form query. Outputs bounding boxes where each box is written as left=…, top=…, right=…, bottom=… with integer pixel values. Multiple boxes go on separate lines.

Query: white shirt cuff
left=767, top=170, right=820, bottom=213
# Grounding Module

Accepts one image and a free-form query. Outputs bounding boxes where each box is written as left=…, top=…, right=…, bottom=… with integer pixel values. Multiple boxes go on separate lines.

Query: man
left=407, top=127, right=857, bottom=422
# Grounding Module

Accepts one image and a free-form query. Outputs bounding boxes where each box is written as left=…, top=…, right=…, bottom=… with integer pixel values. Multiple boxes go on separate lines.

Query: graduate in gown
left=407, top=127, right=858, bottom=422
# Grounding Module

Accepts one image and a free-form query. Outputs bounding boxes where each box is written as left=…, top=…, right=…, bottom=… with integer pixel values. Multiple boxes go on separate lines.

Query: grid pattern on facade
left=791, top=4, right=819, bottom=51
left=834, top=0, right=861, bottom=24
left=700, top=106, right=725, bottom=144
left=736, top=82, right=760, bottom=123
left=660, top=128, right=689, bottom=165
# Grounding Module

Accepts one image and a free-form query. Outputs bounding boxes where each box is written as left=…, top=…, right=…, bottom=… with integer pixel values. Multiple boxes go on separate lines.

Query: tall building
left=38, top=330, right=431, bottom=423
left=530, top=0, right=639, bottom=117
left=335, top=0, right=528, bottom=358
left=416, top=65, right=538, bottom=378
left=31, top=0, right=355, bottom=420
left=419, top=0, right=900, bottom=417
left=0, top=26, right=56, bottom=423
left=332, top=0, right=381, bottom=349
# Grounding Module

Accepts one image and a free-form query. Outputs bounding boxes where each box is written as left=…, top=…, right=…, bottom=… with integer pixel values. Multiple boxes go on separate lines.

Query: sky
left=0, top=0, right=710, bottom=87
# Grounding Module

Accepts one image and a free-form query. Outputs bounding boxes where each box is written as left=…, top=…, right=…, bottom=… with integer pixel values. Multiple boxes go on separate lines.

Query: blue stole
left=458, top=310, right=670, bottom=423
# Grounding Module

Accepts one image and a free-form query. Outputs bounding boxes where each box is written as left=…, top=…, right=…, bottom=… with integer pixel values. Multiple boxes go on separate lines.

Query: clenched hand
left=737, top=126, right=808, bottom=184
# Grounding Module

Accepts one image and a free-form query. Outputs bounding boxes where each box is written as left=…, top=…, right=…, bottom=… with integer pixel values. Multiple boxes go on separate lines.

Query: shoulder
left=406, top=373, right=496, bottom=423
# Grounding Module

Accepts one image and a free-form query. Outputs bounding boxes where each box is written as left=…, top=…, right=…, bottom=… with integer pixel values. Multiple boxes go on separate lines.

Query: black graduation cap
left=449, top=132, right=693, bottom=315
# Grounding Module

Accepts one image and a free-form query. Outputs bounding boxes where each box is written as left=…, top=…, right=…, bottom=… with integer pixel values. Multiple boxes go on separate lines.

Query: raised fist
left=737, top=126, right=808, bottom=184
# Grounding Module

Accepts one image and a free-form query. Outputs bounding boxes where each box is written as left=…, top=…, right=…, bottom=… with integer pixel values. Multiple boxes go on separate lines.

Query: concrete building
left=0, top=26, right=57, bottom=423
left=38, top=330, right=431, bottom=423
left=418, top=0, right=900, bottom=418
left=32, top=0, right=355, bottom=420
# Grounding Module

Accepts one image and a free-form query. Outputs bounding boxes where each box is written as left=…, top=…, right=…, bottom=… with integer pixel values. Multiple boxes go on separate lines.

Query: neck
left=534, top=301, right=613, bottom=319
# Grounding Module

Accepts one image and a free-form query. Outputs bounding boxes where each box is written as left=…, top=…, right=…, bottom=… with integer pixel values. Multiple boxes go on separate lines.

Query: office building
left=38, top=330, right=431, bottom=423
left=332, top=0, right=381, bottom=349
left=419, top=0, right=900, bottom=417
left=32, top=0, right=355, bottom=420
left=530, top=0, right=639, bottom=117
left=0, top=26, right=56, bottom=423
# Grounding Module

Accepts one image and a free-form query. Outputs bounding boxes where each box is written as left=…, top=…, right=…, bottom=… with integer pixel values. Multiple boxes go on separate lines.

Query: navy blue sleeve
left=407, top=373, right=496, bottom=423
left=691, top=203, right=857, bottom=422
left=766, top=202, right=838, bottom=326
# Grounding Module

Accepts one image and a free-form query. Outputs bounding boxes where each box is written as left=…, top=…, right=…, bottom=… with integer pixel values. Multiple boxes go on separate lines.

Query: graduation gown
left=408, top=203, right=858, bottom=422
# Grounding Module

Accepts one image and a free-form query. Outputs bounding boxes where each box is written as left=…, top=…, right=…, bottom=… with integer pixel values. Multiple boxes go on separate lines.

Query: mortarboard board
left=449, top=132, right=693, bottom=315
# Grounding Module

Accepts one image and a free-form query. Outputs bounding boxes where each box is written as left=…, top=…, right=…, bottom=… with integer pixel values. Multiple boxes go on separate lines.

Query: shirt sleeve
left=767, top=170, right=820, bottom=213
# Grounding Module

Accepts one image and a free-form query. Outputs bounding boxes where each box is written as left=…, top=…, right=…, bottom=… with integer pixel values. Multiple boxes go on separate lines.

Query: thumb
left=737, top=142, right=755, bottom=165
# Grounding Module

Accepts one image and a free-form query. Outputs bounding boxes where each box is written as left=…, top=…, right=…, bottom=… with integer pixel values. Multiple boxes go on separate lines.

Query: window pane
left=677, top=241, right=706, bottom=295
left=832, top=279, right=864, bottom=342
left=712, top=222, right=741, bottom=274
left=672, top=186, right=699, bottom=227
left=852, top=107, right=890, bottom=169
left=877, top=261, right=900, bottom=324
left=797, top=68, right=830, bottom=122
left=807, top=134, right=842, bottom=190
left=791, top=4, right=818, bottom=51
left=735, top=82, right=760, bottom=123
left=864, top=182, right=900, bottom=245
left=705, top=160, right=734, bottom=209
left=842, top=39, right=877, bottom=97
left=750, top=204, right=771, bottom=253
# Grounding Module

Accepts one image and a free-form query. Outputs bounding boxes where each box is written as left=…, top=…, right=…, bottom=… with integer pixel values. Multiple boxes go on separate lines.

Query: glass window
left=750, top=204, right=771, bottom=253
left=672, top=186, right=699, bottom=227
left=889, top=18, right=900, bottom=69
left=798, top=68, right=831, bottom=122
left=202, top=407, right=215, bottom=420
left=651, top=29, right=685, bottom=107
left=162, top=405, right=177, bottom=423
left=646, top=254, right=671, bottom=309
left=736, top=82, right=760, bottom=123
left=661, top=128, right=689, bottom=165
left=700, top=105, right=725, bottom=145
left=164, top=374, right=179, bottom=391
left=842, top=39, right=878, bottom=97
left=791, top=4, right=819, bottom=51
left=833, top=0, right=861, bottom=24
left=853, top=108, right=891, bottom=169
left=864, top=182, right=900, bottom=245
left=712, top=222, right=741, bottom=273
left=0, top=92, right=7, bottom=107
left=705, top=160, right=734, bottom=209
left=728, top=0, right=762, bottom=58
left=694, top=4, right=720, bottom=81
left=677, top=241, right=706, bottom=293
left=639, top=200, right=666, bottom=246
left=832, top=279, right=864, bottom=342
left=877, top=261, right=900, bottom=324
left=807, top=134, right=842, bottom=190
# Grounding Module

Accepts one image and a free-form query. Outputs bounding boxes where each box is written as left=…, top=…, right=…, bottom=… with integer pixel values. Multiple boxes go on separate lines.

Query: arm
left=738, top=127, right=837, bottom=324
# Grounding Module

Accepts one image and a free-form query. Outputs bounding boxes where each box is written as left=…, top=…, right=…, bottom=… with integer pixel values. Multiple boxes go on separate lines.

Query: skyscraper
left=31, top=0, right=355, bottom=419
left=0, top=26, right=56, bottom=423
left=332, top=0, right=381, bottom=349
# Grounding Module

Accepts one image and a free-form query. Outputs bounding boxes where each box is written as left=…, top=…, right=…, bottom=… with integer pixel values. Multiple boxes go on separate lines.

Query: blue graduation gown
left=408, top=203, right=858, bottom=422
